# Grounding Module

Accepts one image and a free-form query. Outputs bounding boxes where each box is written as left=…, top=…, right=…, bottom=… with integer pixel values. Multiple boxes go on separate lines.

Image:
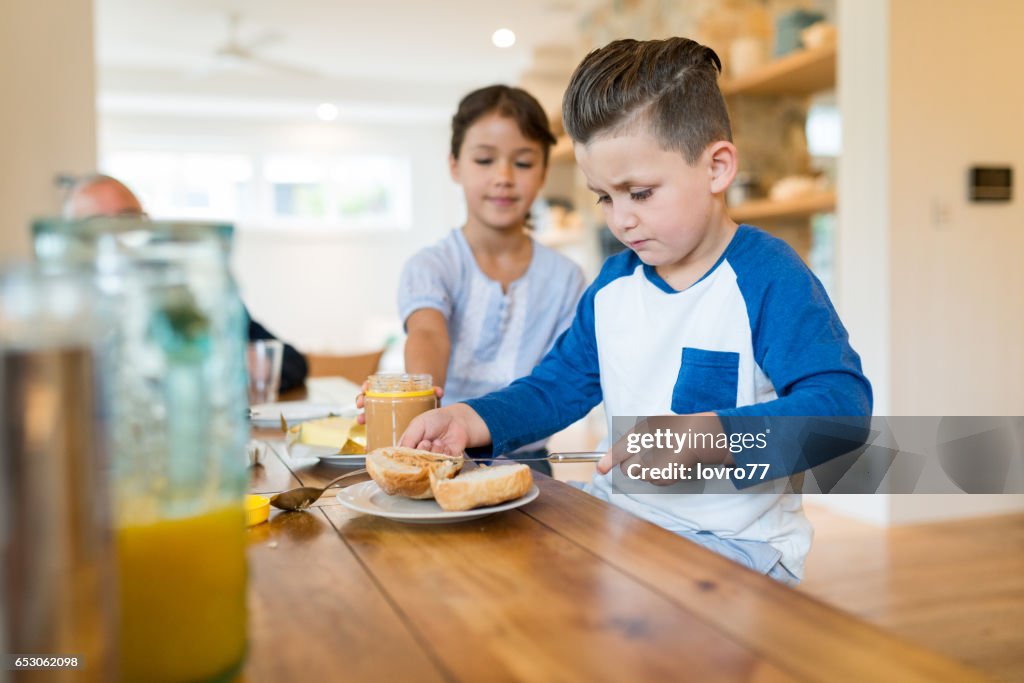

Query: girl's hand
left=355, top=383, right=445, bottom=425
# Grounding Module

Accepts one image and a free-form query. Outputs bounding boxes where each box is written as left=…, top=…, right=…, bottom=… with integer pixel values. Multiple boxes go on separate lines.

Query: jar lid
left=364, top=389, right=436, bottom=399
left=245, top=494, right=270, bottom=526
left=366, top=372, right=433, bottom=394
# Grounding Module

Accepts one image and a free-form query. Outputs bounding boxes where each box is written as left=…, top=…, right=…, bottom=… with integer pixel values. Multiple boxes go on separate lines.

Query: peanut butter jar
left=364, top=373, right=437, bottom=451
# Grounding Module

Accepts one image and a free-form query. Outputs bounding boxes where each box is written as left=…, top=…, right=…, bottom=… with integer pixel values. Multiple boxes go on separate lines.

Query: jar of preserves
left=364, top=373, right=437, bottom=451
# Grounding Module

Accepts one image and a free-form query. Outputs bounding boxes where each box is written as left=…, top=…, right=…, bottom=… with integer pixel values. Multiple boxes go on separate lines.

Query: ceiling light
left=492, top=28, right=516, bottom=48
left=316, top=103, right=339, bottom=121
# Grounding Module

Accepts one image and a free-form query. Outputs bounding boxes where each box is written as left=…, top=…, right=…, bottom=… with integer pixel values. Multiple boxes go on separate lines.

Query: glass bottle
left=33, top=218, right=249, bottom=683
left=0, top=265, right=116, bottom=683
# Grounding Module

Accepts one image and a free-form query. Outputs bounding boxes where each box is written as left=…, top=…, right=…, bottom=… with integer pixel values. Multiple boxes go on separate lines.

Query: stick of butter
left=288, top=416, right=365, bottom=454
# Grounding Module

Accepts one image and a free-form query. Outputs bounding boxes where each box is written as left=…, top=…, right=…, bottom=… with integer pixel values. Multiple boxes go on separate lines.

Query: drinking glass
left=247, top=339, right=283, bottom=404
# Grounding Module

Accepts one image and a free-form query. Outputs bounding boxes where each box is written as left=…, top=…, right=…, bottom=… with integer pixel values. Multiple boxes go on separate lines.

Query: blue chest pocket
left=671, top=348, right=740, bottom=414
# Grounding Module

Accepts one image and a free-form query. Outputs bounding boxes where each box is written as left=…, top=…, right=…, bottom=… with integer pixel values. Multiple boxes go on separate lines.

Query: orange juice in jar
left=90, top=222, right=251, bottom=682
left=116, top=503, right=247, bottom=683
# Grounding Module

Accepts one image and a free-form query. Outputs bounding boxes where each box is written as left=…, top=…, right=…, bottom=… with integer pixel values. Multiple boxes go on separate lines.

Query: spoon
left=269, top=469, right=368, bottom=511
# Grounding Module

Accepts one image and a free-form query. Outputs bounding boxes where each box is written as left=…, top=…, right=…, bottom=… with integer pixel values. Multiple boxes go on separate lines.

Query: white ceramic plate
left=249, top=400, right=358, bottom=427
left=336, top=481, right=540, bottom=523
left=286, top=442, right=365, bottom=467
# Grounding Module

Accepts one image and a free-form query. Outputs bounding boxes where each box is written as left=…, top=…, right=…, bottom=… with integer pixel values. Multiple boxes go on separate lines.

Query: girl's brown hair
left=451, top=85, right=557, bottom=163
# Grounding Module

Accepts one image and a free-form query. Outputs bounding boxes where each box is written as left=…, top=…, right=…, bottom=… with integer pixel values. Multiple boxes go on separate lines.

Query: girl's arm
left=404, top=308, right=451, bottom=388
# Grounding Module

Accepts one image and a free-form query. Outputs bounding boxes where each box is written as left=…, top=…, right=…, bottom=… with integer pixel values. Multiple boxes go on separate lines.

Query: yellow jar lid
left=364, top=389, right=435, bottom=398
left=245, top=494, right=270, bottom=526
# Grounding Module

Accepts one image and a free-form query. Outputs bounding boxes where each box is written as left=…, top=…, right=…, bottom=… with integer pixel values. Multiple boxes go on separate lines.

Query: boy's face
left=450, top=112, right=547, bottom=233
left=575, top=129, right=734, bottom=281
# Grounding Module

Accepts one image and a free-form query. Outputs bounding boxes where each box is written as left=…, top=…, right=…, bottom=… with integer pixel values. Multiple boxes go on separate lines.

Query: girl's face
left=450, top=112, right=547, bottom=233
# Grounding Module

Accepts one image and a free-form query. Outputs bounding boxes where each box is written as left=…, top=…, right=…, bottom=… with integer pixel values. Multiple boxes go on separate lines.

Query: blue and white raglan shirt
left=466, top=225, right=872, bottom=578
left=398, top=228, right=586, bottom=424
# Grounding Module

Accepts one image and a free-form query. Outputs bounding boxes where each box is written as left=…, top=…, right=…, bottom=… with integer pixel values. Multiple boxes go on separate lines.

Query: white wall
left=836, top=0, right=891, bottom=415
left=821, top=0, right=1024, bottom=525
left=0, top=0, right=97, bottom=264
left=885, top=0, right=1024, bottom=523
left=889, top=0, right=1024, bottom=416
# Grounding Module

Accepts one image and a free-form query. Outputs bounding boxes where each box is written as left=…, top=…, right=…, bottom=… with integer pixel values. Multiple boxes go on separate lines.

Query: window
left=331, top=156, right=412, bottom=229
left=805, top=103, right=841, bottom=158
left=264, top=157, right=328, bottom=222
left=101, top=149, right=412, bottom=231
left=104, top=151, right=253, bottom=221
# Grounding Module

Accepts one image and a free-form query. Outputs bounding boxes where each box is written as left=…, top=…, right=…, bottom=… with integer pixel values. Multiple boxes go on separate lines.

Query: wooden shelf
left=550, top=135, right=574, bottom=163
left=720, top=43, right=836, bottom=97
left=536, top=228, right=587, bottom=249
left=729, top=190, right=836, bottom=223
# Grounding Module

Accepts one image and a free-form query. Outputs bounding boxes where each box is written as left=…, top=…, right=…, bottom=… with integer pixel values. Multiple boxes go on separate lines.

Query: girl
left=397, top=85, right=586, bottom=473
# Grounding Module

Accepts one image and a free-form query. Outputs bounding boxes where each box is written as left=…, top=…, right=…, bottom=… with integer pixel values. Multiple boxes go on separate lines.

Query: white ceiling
left=96, top=0, right=585, bottom=95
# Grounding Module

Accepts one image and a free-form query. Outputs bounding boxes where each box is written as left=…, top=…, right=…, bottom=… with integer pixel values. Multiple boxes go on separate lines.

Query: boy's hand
left=596, top=447, right=623, bottom=475
left=596, top=436, right=645, bottom=475
left=355, top=382, right=445, bottom=425
left=399, top=403, right=490, bottom=456
left=596, top=413, right=729, bottom=477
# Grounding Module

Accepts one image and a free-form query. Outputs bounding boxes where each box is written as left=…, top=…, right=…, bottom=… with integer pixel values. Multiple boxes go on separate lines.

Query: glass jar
left=364, top=373, right=437, bottom=451
left=33, top=218, right=249, bottom=683
left=0, top=265, right=116, bottom=683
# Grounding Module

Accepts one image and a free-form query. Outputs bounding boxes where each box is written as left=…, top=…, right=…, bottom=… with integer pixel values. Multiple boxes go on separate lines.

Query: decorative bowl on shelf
left=801, top=22, right=837, bottom=50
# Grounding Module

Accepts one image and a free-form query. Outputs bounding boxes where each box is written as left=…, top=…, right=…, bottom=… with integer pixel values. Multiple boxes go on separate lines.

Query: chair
left=306, top=349, right=385, bottom=385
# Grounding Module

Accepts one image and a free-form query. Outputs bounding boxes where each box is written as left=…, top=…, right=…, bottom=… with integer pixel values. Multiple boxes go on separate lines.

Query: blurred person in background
left=63, top=174, right=145, bottom=219
left=64, top=174, right=309, bottom=392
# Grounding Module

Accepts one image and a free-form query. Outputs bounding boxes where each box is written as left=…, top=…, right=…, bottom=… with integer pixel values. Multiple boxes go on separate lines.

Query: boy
left=401, top=37, right=871, bottom=583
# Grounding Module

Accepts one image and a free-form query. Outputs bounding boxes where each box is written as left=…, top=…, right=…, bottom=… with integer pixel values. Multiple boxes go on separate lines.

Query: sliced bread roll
left=366, top=446, right=463, bottom=499
left=429, top=464, right=533, bottom=511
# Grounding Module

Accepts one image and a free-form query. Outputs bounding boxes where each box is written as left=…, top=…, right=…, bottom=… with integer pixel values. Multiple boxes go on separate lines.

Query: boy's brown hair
left=562, top=37, right=732, bottom=164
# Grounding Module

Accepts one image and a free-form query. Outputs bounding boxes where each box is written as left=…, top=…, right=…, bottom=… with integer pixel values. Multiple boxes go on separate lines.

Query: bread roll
left=366, top=446, right=463, bottom=499
left=429, top=464, right=533, bottom=511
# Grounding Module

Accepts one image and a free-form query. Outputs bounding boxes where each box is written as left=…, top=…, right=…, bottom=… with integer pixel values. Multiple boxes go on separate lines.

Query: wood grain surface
left=243, top=425, right=992, bottom=682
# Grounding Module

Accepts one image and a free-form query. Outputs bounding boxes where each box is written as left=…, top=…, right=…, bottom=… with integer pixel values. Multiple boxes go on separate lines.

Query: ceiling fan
left=203, top=12, right=318, bottom=77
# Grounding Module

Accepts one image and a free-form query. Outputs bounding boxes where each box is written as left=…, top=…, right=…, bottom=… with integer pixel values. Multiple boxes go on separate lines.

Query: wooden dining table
left=241, top=421, right=989, bottom=683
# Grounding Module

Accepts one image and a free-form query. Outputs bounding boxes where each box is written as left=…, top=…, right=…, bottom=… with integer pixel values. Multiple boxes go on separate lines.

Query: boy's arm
left=716, top=313, right=872, bottom=418
left=715, top=235, right=873, bottom=478
left=463, top=286, right=605, bottom=456
left=398, top=316, right=603, bottom=457
left=404, top=308, right=451, bottom=388
left=723, top=231, right=872, bottom=418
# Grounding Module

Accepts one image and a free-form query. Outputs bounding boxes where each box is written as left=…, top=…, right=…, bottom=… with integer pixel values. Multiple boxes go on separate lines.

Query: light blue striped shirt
left=398, top=228, right=585, bottom=409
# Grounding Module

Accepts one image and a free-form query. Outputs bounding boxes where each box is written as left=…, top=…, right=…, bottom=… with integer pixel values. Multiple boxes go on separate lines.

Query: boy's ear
left=449, top=154, right=460, bottom=183
left=706, top=141, right=739, bottom=195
